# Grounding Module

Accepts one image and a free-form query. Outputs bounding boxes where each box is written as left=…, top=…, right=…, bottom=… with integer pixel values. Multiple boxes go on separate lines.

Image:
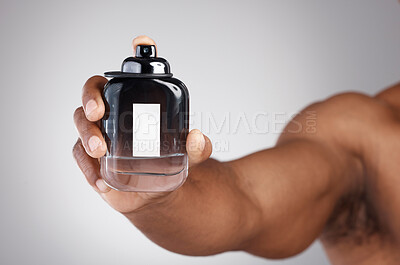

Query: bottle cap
left=104, top=45, right=172, bottom=78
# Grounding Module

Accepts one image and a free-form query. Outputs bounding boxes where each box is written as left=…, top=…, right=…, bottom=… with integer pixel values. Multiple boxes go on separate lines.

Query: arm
left=124, top=136, right=362, bottom=258
left=229, top=138, right=361, bottom=258
left=73, top=36, right=364, bottom=259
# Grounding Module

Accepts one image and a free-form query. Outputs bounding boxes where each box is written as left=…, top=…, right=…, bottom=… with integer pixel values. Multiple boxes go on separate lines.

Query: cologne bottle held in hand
left=100, top=45, right=189, bottom=192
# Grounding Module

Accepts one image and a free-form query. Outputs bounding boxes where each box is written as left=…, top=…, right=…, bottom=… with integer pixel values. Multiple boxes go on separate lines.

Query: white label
left=132, top=104, right=160, bottom=157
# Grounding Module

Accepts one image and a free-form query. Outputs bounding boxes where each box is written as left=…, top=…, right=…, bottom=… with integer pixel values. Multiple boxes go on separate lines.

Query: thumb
left=132, top=35, right=157, bottom=54
left=186, top=129, right=212, bottom=167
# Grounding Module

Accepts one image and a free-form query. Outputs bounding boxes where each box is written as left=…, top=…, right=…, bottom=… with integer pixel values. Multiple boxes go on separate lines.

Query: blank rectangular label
left=132, top=104, right=160, bottom=157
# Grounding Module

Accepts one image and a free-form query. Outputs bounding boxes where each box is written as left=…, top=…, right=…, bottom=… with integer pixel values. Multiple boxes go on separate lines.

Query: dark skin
left=73, top=36, right=400, bottom=264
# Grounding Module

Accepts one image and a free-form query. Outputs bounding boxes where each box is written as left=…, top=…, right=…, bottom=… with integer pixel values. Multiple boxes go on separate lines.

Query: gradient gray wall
left=1, top=0, right=400, bottom=264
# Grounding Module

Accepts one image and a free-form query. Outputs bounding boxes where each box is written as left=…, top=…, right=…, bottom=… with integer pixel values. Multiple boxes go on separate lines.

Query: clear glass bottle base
left=100, top=154, right=188, bottom=192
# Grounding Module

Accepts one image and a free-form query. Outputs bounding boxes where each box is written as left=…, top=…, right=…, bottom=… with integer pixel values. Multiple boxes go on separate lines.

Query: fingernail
left=189, top=130, right=205, bottom=152
left=199, top=134, right=205, bottom=151
left=85, top=99, right=98, bottom=117
left=96, top=179, right=110, bottom=193
left=88, top=136, right=102, bottom=152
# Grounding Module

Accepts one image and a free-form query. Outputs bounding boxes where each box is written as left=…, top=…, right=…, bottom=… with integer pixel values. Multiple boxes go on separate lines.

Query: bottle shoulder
left=104, top=77, right=189, bottom=95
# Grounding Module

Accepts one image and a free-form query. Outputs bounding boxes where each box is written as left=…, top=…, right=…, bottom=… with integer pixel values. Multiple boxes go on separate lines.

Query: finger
left=186, top=129, right=212, bottom=167
left=72, top=139, right=111, bottom=193
left=132, top=35, right=157, bottom=55
left=74, top=106, right=107, bottom=158
left=82, top=75, right=107, bottom=122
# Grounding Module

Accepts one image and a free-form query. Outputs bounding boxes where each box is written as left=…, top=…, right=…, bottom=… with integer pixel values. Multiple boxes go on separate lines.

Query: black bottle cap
left=104, top=45, right=172, bottom=78
left=135, top=45, right=157, bottom=58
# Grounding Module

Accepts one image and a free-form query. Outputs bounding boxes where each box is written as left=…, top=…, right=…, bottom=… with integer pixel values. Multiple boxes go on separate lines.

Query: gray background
left=1, top=0, right=400, bottom=264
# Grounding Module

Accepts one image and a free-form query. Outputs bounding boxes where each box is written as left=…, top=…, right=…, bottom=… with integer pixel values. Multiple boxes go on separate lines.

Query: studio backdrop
left=0, top=0, right=399, bottom=264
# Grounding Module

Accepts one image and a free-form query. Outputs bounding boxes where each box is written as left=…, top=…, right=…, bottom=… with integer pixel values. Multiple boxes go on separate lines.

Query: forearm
left=123, top=159, right=260, bottom=256
left=123, top=137, right=362, bottom=258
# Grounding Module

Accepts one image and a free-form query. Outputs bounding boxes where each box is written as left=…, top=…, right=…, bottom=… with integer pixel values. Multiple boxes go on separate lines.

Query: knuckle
left=74, top=107, right=96, bottom=136
left=73, top=140, right=98, bottom=185
left=73, top=107, right=84, bottom=122
left=72, top=139, right=84, bottom=160
left=84, top=76, right=107, bottom=91
left=81, top=122, right=97, bottom=138
left=88, top=75, right=102, bottom=81
left=85, top=75, right=100, bottom=85
left=81, top=163, right=98, bottom=186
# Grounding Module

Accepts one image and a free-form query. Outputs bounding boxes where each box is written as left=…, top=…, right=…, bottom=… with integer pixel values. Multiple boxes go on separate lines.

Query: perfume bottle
left=100, top=45, right=189, bottom=192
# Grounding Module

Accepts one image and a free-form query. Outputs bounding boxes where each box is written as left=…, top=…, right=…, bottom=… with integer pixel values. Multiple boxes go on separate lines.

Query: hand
left=73, top=36, right=213, bottom=213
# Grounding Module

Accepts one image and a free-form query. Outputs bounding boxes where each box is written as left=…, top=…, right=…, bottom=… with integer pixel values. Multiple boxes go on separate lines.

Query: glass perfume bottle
left=100, top=45, right=189, bottom=192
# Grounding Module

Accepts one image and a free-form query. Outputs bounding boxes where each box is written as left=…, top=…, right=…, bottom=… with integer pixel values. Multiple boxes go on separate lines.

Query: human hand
left=73, top=36, right=213, bottom=213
